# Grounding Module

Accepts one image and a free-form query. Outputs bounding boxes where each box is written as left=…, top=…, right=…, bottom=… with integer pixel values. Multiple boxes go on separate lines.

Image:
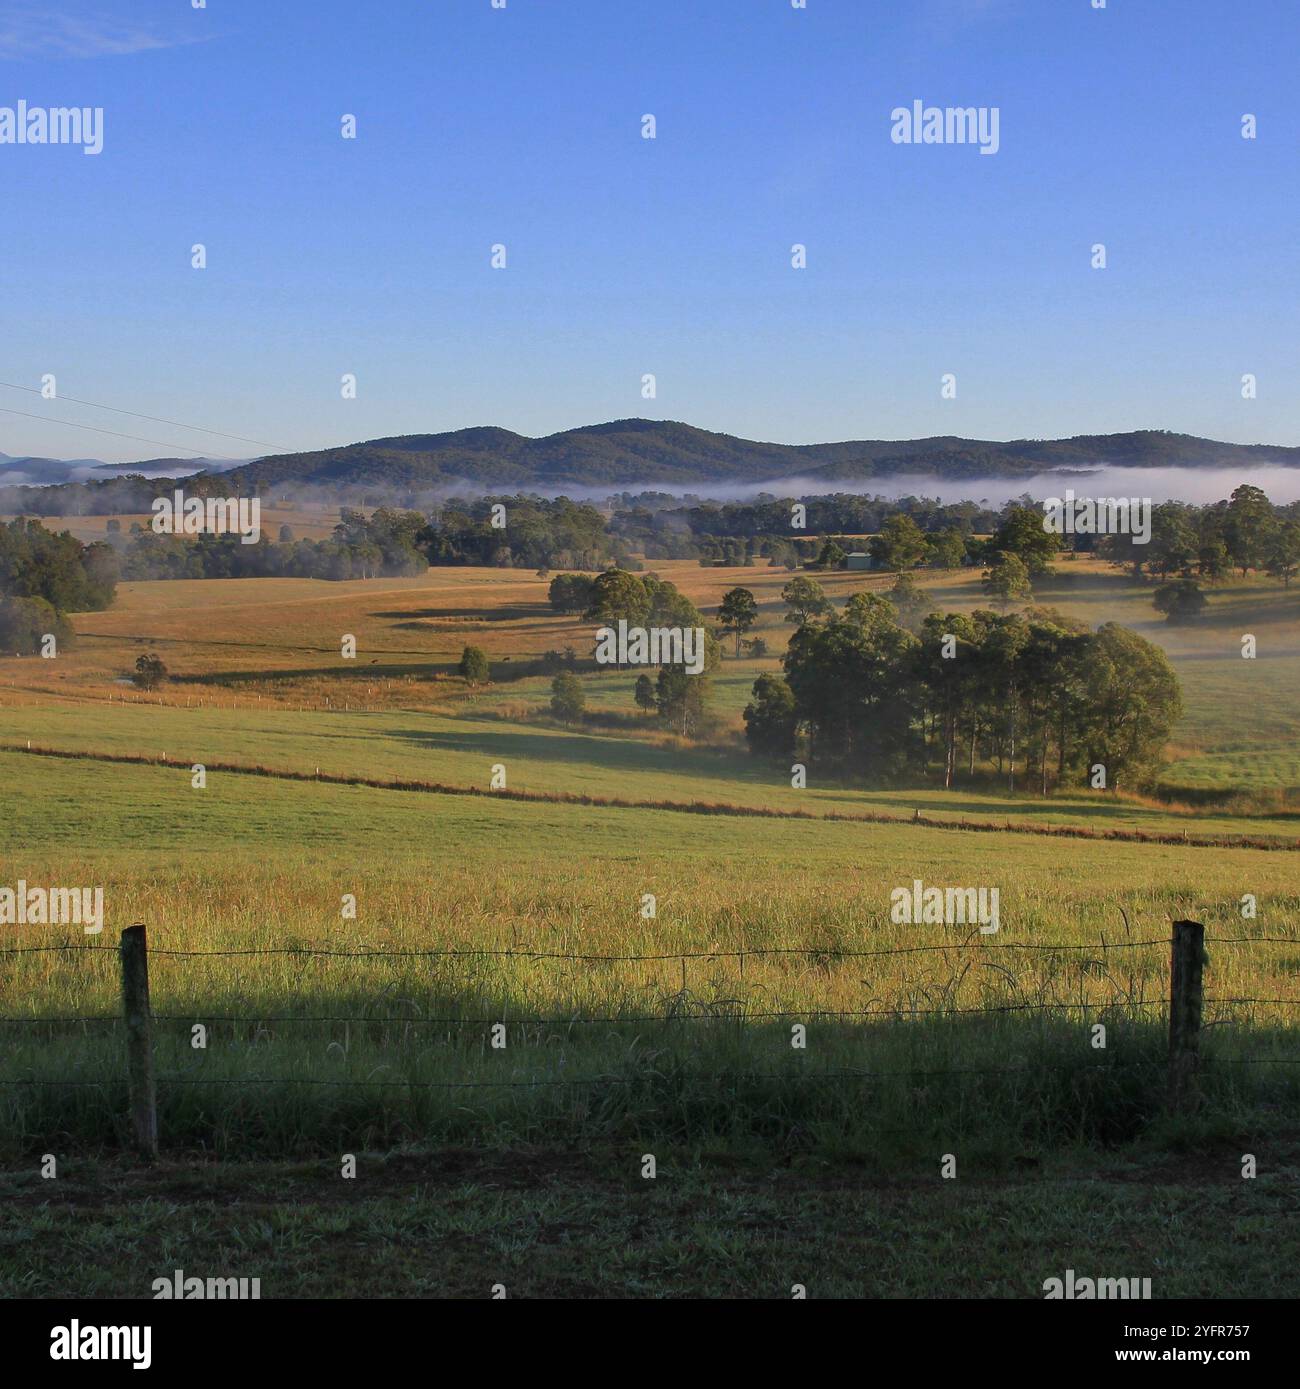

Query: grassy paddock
left=4, top=701, right=1298, bottom=841
left=2, top=556, right=1298, bottom=1296
left=7, top=741, right=1300, bottom=849
left=2, top=755, right=1297, bottom=1163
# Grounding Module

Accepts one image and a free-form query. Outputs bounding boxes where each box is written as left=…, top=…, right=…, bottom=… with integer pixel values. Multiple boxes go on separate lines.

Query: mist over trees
left=634, top=488, right=1300, bottom=583
left=8, top=477, right=1297, bottom=592
left=611, top=492, right=999, bottom=568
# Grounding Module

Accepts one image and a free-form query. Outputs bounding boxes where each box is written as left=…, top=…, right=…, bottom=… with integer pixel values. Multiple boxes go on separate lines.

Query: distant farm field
left=3, top=557, right=1299, bottom=812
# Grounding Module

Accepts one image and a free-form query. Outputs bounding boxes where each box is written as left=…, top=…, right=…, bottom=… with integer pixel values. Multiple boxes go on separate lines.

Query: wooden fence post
left=120, top=924, right=158, bottom=1159
left=1168, top=919, right=1206, bottom=1114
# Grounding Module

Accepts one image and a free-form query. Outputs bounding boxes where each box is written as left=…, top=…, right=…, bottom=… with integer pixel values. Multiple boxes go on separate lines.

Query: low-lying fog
left=4, top=463, right=1298, bottom=510
left=643, top=465, right=1300, bottom=507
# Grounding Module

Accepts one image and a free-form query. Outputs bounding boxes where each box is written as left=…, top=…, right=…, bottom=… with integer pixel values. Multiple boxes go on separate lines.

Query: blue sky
left=1, top=0, right=1298, bottom=461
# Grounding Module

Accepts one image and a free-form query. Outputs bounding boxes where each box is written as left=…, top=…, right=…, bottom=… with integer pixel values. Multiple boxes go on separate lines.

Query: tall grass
left=3, top=843, right=1297, bottom=1163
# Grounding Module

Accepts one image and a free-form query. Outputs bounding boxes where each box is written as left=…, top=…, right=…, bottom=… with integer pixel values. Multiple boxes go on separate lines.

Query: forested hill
left=7, top=424, right=1300, bottom=514
left=222, top=421, right=1300, bottom=491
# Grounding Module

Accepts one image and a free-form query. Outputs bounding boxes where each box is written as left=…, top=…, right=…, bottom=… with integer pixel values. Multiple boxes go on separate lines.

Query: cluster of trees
left=844, top=506, right=1060, bottom=603
left=744, top=598, right=1182, bottom=793
left=548, top=572, right=597, bottom=615
left=12, top=472, right=1300, bottom=580
left=440, top=483, right=1297, bottom=585
left=772, top=572, right=931, bottom=630
left=656, top=486, right=1300, bottom=594
left=420, top=497, right=623, bottom=570
left=507, top=569, right=728, bottom=734
left=13, top=484, right=1298, bottom=646
left=0, top=517, right=118, bottom=610
left=0, top=518, right=118, bottom=654
left=566, top=570, right=721, bottom=735
left=878, top=490, right=1300, bottom=624
left=1100, top=485, right=1300, bottom=586
left=580, top=569, right=716, bottom=642
left=1086, top=485, right=1300, bottom=625
left=982, top=552, right=1034, bottom=608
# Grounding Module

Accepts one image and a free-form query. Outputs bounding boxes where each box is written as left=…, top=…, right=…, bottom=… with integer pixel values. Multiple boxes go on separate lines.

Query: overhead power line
left=0, top=380, right=286, bottom=452
left=0, top=405, right=214, bottom=458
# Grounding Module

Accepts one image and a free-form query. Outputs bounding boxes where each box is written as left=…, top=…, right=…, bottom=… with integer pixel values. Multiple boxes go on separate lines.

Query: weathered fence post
left=120, top=924, right=158, bottom=1159
left=1168, top=919, right=1206, bottom=1114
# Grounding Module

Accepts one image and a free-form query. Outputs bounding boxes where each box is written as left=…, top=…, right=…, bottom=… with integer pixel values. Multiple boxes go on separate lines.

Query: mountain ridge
left=7, top=422, right=1300, bottom=493
left=221, top=421, right=1300, bottom=491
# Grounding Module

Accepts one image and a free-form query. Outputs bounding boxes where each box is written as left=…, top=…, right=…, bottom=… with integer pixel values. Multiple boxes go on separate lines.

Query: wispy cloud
left=0, top=5, right=200, bottom=60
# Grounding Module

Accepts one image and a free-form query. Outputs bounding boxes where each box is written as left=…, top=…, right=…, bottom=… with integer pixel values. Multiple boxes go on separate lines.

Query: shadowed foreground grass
left=2, top=1137, right=1298, bottom=1298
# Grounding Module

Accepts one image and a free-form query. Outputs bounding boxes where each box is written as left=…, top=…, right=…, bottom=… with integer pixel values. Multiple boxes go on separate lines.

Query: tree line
left=107, top=499, right=625, bottom=580
left=7, top=480, right=1296, bottom=608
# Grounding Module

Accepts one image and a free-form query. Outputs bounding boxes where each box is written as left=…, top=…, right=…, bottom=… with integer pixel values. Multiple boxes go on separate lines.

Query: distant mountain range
left=216, top=422, right=1300, bottom=491
left=6, top=422, right=1300, bottom=493
left=0, top=453, right=115, bottom=484
left=0, top=452, right=241, bottom=485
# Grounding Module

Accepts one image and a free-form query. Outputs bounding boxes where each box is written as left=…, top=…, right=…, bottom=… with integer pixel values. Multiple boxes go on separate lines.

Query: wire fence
left=3, top=928, right=1298, bottom=1104
left=3, top=999, right=1299, bottom=1027
left=7, top=932, right=1298, bottom=959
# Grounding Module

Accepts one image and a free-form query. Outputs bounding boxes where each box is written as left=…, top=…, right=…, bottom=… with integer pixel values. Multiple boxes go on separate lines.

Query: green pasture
left=4, top=697, right=1299, bottom=840
left=1, top=751, right=1296, bottom=1164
